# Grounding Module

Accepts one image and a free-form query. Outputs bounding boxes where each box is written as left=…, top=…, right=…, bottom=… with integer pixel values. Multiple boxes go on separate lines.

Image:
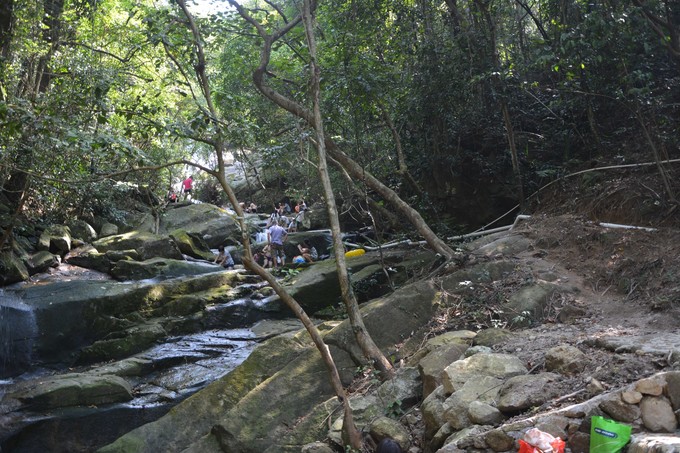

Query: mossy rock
left=78, top=322, right=167, bottom=363
left=170, top=229, right=215, bottom=261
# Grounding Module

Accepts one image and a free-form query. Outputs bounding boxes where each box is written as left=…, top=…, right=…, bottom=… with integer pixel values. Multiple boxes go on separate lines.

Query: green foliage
left=1, top=0, right=679, bottom=232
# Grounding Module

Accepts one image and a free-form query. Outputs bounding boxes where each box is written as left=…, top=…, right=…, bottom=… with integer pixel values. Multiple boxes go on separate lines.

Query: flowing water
left=0, top=264, right=280, bottom=452
left=0, top=290, right=37, bottom=379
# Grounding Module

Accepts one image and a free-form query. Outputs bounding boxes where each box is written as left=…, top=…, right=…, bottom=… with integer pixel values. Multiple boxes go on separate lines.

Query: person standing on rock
left=267, top=218, right=288, bottom=268
left=181, top=175, right=194, bottom=201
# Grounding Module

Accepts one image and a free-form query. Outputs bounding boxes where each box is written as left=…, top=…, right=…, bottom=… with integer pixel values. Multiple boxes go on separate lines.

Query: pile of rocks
left=327, top=329, right=680, bottom=452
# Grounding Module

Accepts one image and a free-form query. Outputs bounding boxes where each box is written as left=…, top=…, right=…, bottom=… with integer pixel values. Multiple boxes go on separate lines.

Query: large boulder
left=27, top=250, right=59, bottom=275
left=0, top=251, right=30, bottom=285
left=110, top=258, right=224, bottom=281
left=64, top=245, right=112, bottom=274
left=157, top=204, right=239, bottom=248
left=5, top=272, right=237, bottom=369
left=9, top=373, right=133, bottom=410
left=169, top=229, right=215, bottom=261
left=38, top=224, right=72, bottom=255
left=67, top=219, right=98, bottom=243
left=272, top=247, right=436, bottom=315
left=93, top=231, right=183, bottom=261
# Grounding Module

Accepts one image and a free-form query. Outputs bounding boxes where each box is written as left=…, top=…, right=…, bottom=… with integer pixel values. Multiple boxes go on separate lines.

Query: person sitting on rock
left=214, top=245, right=234, bottom=269
left=297, top=240, right=317, bottom=262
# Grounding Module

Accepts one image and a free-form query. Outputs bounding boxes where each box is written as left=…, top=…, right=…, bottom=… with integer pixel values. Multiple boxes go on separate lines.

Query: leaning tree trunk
left=174, top=2, right=361, bottom=445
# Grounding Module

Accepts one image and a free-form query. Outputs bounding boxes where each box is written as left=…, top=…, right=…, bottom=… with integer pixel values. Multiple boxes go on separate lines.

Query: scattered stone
left=473, top=328, right=513, bottom=347
left=483, top=428, right=515, bottom=452
left=629, top=433, right=680, bottom=452
left=443, top=376, right=503, bottom=430
left=301, top=442, right=336, bottom=453
left=497, top=373, right=561, bottom=412
left=441, top=353, right=527, bottom=395
left=464, top=345, right=493, bottom=357
left=419, top=342, right=468, bottom=397
left=10, top=373, right=133, bottom=410
left=544, top=344, right=587, bottom=376
left=640, top=396, right=678, bottom=433
left=599, top=394, right=641, bottom=423
left=468, top=400, right=505, bottom=426
left=586, top=377, right=606, bottom=396
left=635, top=375, right=665, bottom=396
left=621, top=389, right=643, bottom=404
left=369, top=416, right=411, bottom=451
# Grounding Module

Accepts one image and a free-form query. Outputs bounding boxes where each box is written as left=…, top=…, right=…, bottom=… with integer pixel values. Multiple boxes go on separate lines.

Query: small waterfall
left=254, top=231, right=268, bottom=243
left=0, top=290, right=37, bottom=378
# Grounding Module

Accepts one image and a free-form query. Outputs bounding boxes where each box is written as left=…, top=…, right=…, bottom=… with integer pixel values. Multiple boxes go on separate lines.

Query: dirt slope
left=496, top=214, right=679, bottom=394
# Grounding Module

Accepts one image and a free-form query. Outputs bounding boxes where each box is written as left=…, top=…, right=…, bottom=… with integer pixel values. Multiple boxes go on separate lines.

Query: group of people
left=167, top=175, right=194, bottom=204
left=266, top=198, right=308, bottom=233
left=249, top=209, right=318, bottom=268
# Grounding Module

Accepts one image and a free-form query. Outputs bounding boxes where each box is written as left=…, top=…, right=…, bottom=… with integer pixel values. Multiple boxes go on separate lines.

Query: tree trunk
left=302, top=0, right=394, bottom=381
left=301, top=5, right=369, bottom=447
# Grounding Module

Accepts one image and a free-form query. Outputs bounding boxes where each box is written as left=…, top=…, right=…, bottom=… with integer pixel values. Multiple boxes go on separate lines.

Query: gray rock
left=666, top=372, right=680, bottom=410
left=419, top=342, right=468, bottom=397
left=79, top=322, right=167, bottom=363
left=157, top=203, right=239, bottom=248
left=99, top=222, right=119, bottom=237
left=67, top=219, right=98, bottom=242
left=443, top=376, right=503, bottom=429
left=430, top=422, right=455, bottom=452
left=473, top=328, right=513, bottom=347
left=442, top=353, right=527, bottom=395
left=640, top=396, right=678, bottom=432
left=110, top=257, right=222, bottom=281
left=0, top=250, right=30, bottom=285
left=170, top=229, right=215, bottom=261
left=422, top=386, right=448, bottom=441
left=27, top=250, right=59, bottom=275
left=635, top=374, right=666, bottom=396
left=497, top=373, right=562, bottom=412
left=599, top=394, right=641, bottom=423
left=94, top=231, right=183, bottom=260
left=301, top=442, right=336, bottom=453
left=10, top=373, right=132, bottom=410
left=38, top=224, right=72, bottom=255
left=468, top=400, right=505, bottom=426
left=507, top=283, right=562, bottom=327
left=368, top=416, right=410, bottom=450
left=64, top=245, right=112, bottom=273
left=443, top=424, right=492, bottom=450
left=376, top=367, right=422, bottom=409
left=544, top=344, right=587, bottom=375
left=534, top=415, right=570, bottom=442
left=629, top=433, right=680, bottom=453
left=483, top=428, right=515, bottom=452
left=473, top=234, right=533, bottom=257
left=464, top=345, right=493, bottom=357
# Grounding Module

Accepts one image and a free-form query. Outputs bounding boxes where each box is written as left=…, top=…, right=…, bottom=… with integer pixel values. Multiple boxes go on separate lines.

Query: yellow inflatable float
left=344, top=248, right=366, bottom=258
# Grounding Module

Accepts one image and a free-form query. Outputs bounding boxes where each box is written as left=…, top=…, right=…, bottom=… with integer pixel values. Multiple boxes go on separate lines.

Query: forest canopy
left=0, top=0, right=678, bottom=234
